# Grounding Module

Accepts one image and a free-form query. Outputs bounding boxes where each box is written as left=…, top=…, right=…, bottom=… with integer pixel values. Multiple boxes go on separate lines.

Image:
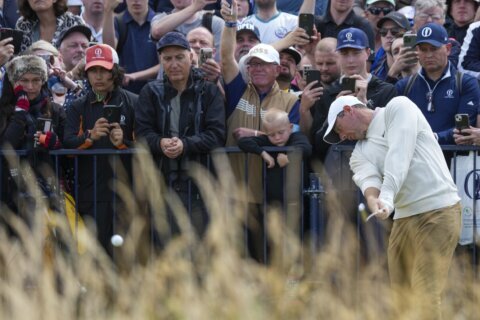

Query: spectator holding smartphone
left=63, top=44, right=136, bottom=256
left=0, top=55, right=65, bottom=220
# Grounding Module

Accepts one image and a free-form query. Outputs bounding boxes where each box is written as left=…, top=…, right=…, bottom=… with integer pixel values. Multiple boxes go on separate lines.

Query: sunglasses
left=368, top=7, right=393, bottom=16
left=379, top=27, right=404, bottom=37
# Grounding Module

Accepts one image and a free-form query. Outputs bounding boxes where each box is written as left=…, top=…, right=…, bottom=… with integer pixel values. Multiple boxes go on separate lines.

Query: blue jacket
left=396, top=63, right=480, bottom=144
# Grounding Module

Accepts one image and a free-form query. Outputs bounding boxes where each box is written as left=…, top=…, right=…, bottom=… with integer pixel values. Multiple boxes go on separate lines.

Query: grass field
left=0, top=149, right=478, bottom=319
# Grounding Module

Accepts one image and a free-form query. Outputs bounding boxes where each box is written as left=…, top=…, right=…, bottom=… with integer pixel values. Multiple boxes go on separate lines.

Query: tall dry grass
left=0, top=146, right=478, bottom=319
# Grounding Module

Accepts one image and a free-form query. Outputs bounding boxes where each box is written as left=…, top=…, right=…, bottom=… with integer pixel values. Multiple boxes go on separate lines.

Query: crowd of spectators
left=1, top=0, right=480, bottom=256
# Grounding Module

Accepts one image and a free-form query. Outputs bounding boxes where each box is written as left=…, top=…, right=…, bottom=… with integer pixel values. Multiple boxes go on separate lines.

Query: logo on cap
left=94, top=48, right=103, bottom=57
left=421, top=27, right=432, bottom=37
left=345, top=32, right=354, bottom=42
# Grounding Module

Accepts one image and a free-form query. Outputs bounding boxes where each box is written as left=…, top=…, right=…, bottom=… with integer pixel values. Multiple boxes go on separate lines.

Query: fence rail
left=1, top=145, right=479, bottom=270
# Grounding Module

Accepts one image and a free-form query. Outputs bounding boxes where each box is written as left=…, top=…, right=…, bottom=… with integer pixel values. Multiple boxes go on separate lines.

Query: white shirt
left=350, top=96, right=460, bottom=219
left=242, top=12, right=297, bottom=44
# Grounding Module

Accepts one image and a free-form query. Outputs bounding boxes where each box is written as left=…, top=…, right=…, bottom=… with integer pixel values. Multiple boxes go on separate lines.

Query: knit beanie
left=5, top=55, right=48, bottom=86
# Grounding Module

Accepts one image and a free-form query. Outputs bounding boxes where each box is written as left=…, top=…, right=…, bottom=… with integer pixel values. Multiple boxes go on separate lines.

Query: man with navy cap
left=135, top=31, right=225, bottom=238
left=323, top=94, right=461, bottom=320
left=396, top=23, right=479, bottom=145
left=235, top=22, right=261, bottom=62
left=304, top=27, right=396, bottom=161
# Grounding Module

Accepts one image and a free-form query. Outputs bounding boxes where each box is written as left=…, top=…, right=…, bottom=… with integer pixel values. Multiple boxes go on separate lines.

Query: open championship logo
left=345, top=32, right=354, bottom=42
left=94, top=48, right=103, bottom=58
left=421, top=27, right=432, bottom=38
left=464, top=169, right=480, bottom=200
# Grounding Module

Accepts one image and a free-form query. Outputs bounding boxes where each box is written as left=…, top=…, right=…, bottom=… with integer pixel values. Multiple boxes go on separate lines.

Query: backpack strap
left=201, top=12, right=213, bottom=33
left=403, top=73, right=418, bottom=96
left=115, top=13, right=127, bottom=54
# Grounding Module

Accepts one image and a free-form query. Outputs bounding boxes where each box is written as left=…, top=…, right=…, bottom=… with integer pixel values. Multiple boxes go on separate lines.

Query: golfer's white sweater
left=350, top=96, right=460, bottom=219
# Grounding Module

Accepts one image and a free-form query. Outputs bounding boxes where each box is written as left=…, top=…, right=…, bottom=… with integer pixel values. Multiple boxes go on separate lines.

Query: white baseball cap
left=244, top=44, right=280, bottom=65
left=323, top=96, right=365, bottom=144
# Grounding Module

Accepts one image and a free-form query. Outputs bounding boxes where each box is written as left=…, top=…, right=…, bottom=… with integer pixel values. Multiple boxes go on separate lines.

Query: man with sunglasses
left=364, top=0, right=396, bottom=52
left=371, top=11, right=411, bottom=81
left=310, top=0, right=376, bottom=64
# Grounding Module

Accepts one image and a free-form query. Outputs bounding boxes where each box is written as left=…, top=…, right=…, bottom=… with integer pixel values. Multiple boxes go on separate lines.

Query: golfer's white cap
left=323, top=96, right=365, bottom=144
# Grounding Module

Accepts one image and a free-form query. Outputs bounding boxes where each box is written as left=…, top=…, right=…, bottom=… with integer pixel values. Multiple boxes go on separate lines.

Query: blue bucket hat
left=156, top=31, right=191, bottom=53
left=336, top=28, right=369, bottom=51
left=416, top=23, right=449, bottom=48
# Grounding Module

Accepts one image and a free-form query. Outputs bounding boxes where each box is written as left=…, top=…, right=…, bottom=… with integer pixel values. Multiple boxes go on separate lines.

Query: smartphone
left=103, top=105, right=121, bottom=124
left=302, top=64, right=313, bottom=82
left=199, top=48, right=213, bottom=67
left=341, top=77, right=356, bottom=92
left=299, top=13, right=315, bottom=38
left=36, top=117, right=52, bottom=133
left=0, top=28, right=24, bottom=54
left=455, top=113, right=469, bottom=135
left=38, top=54, right=54, bottom=72
left=403, top=33, right=417, bottom=49
left=305, top=69, right=322, bottom=89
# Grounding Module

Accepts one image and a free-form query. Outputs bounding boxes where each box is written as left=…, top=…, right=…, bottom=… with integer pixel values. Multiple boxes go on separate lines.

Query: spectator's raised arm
left=220, top=0, right=240, bottom=84
left=150, top=0, right=218, bottom=41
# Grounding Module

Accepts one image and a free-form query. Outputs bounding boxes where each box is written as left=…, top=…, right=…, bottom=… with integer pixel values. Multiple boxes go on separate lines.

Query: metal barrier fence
left=1, top=146, right=479, bottom=271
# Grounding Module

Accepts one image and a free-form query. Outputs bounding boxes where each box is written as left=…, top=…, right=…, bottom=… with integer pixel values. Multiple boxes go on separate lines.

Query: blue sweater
left=395, top=63, right=480, bottom=144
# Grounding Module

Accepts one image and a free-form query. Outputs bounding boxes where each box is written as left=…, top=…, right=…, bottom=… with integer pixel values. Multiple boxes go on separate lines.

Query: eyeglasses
left=18, top=78, right=43, bottom=87
left=379, top=27, right=404, bottom=37
left=367, top=7, right=393, bottom=16
left=416, top=13, right=443, bottom=21
left=247, top=61, right=277, bottom=69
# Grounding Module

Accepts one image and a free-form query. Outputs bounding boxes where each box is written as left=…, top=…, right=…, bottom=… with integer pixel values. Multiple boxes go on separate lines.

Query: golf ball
left=111, top=234, right=124, bottom=247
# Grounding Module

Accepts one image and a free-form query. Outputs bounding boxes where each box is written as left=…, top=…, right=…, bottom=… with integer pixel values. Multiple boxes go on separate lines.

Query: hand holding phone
left=299, top=13, right=315, bottom=39
left=403, top=33, right=417, bottom=49
left=341, top=77, right=356, bottom=92
left=305, top=69, right=322, bottom=89
left=455, top=113, right=469, bottom=136
left=199, top=48, right=213, bottom=67
left=0, top=28, right=24, bottom=54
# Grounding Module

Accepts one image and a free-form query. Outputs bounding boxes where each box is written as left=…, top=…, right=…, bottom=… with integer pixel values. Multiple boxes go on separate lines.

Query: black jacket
left=63, top=87, right=137, bottom=203
left=135, top=69, right=226, bottom=175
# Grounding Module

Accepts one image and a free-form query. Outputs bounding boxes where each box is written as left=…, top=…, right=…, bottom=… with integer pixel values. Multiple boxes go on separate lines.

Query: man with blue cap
left=305, top=27, right=396, bottom=161
left=135, top=31, right=226, bottom=239
left=395, top=23, right=479, bottom=145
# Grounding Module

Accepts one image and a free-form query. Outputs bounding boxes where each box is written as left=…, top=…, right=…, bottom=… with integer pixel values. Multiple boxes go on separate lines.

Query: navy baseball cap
left=416, top=23, right=448, bottom=47
left=336, top=28, right=369, bottom=51
left=156, top=31, right=191, bottom=53
left=237, top=23, right=261, bottom=42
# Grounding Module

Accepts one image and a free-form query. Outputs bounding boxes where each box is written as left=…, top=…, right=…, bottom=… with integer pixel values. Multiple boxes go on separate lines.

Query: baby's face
left=265, top=121, right=292, bottom=147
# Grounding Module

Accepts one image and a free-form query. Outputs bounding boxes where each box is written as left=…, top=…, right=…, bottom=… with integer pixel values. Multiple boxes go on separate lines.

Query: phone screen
left=36, top=118, right=52, bottom=133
